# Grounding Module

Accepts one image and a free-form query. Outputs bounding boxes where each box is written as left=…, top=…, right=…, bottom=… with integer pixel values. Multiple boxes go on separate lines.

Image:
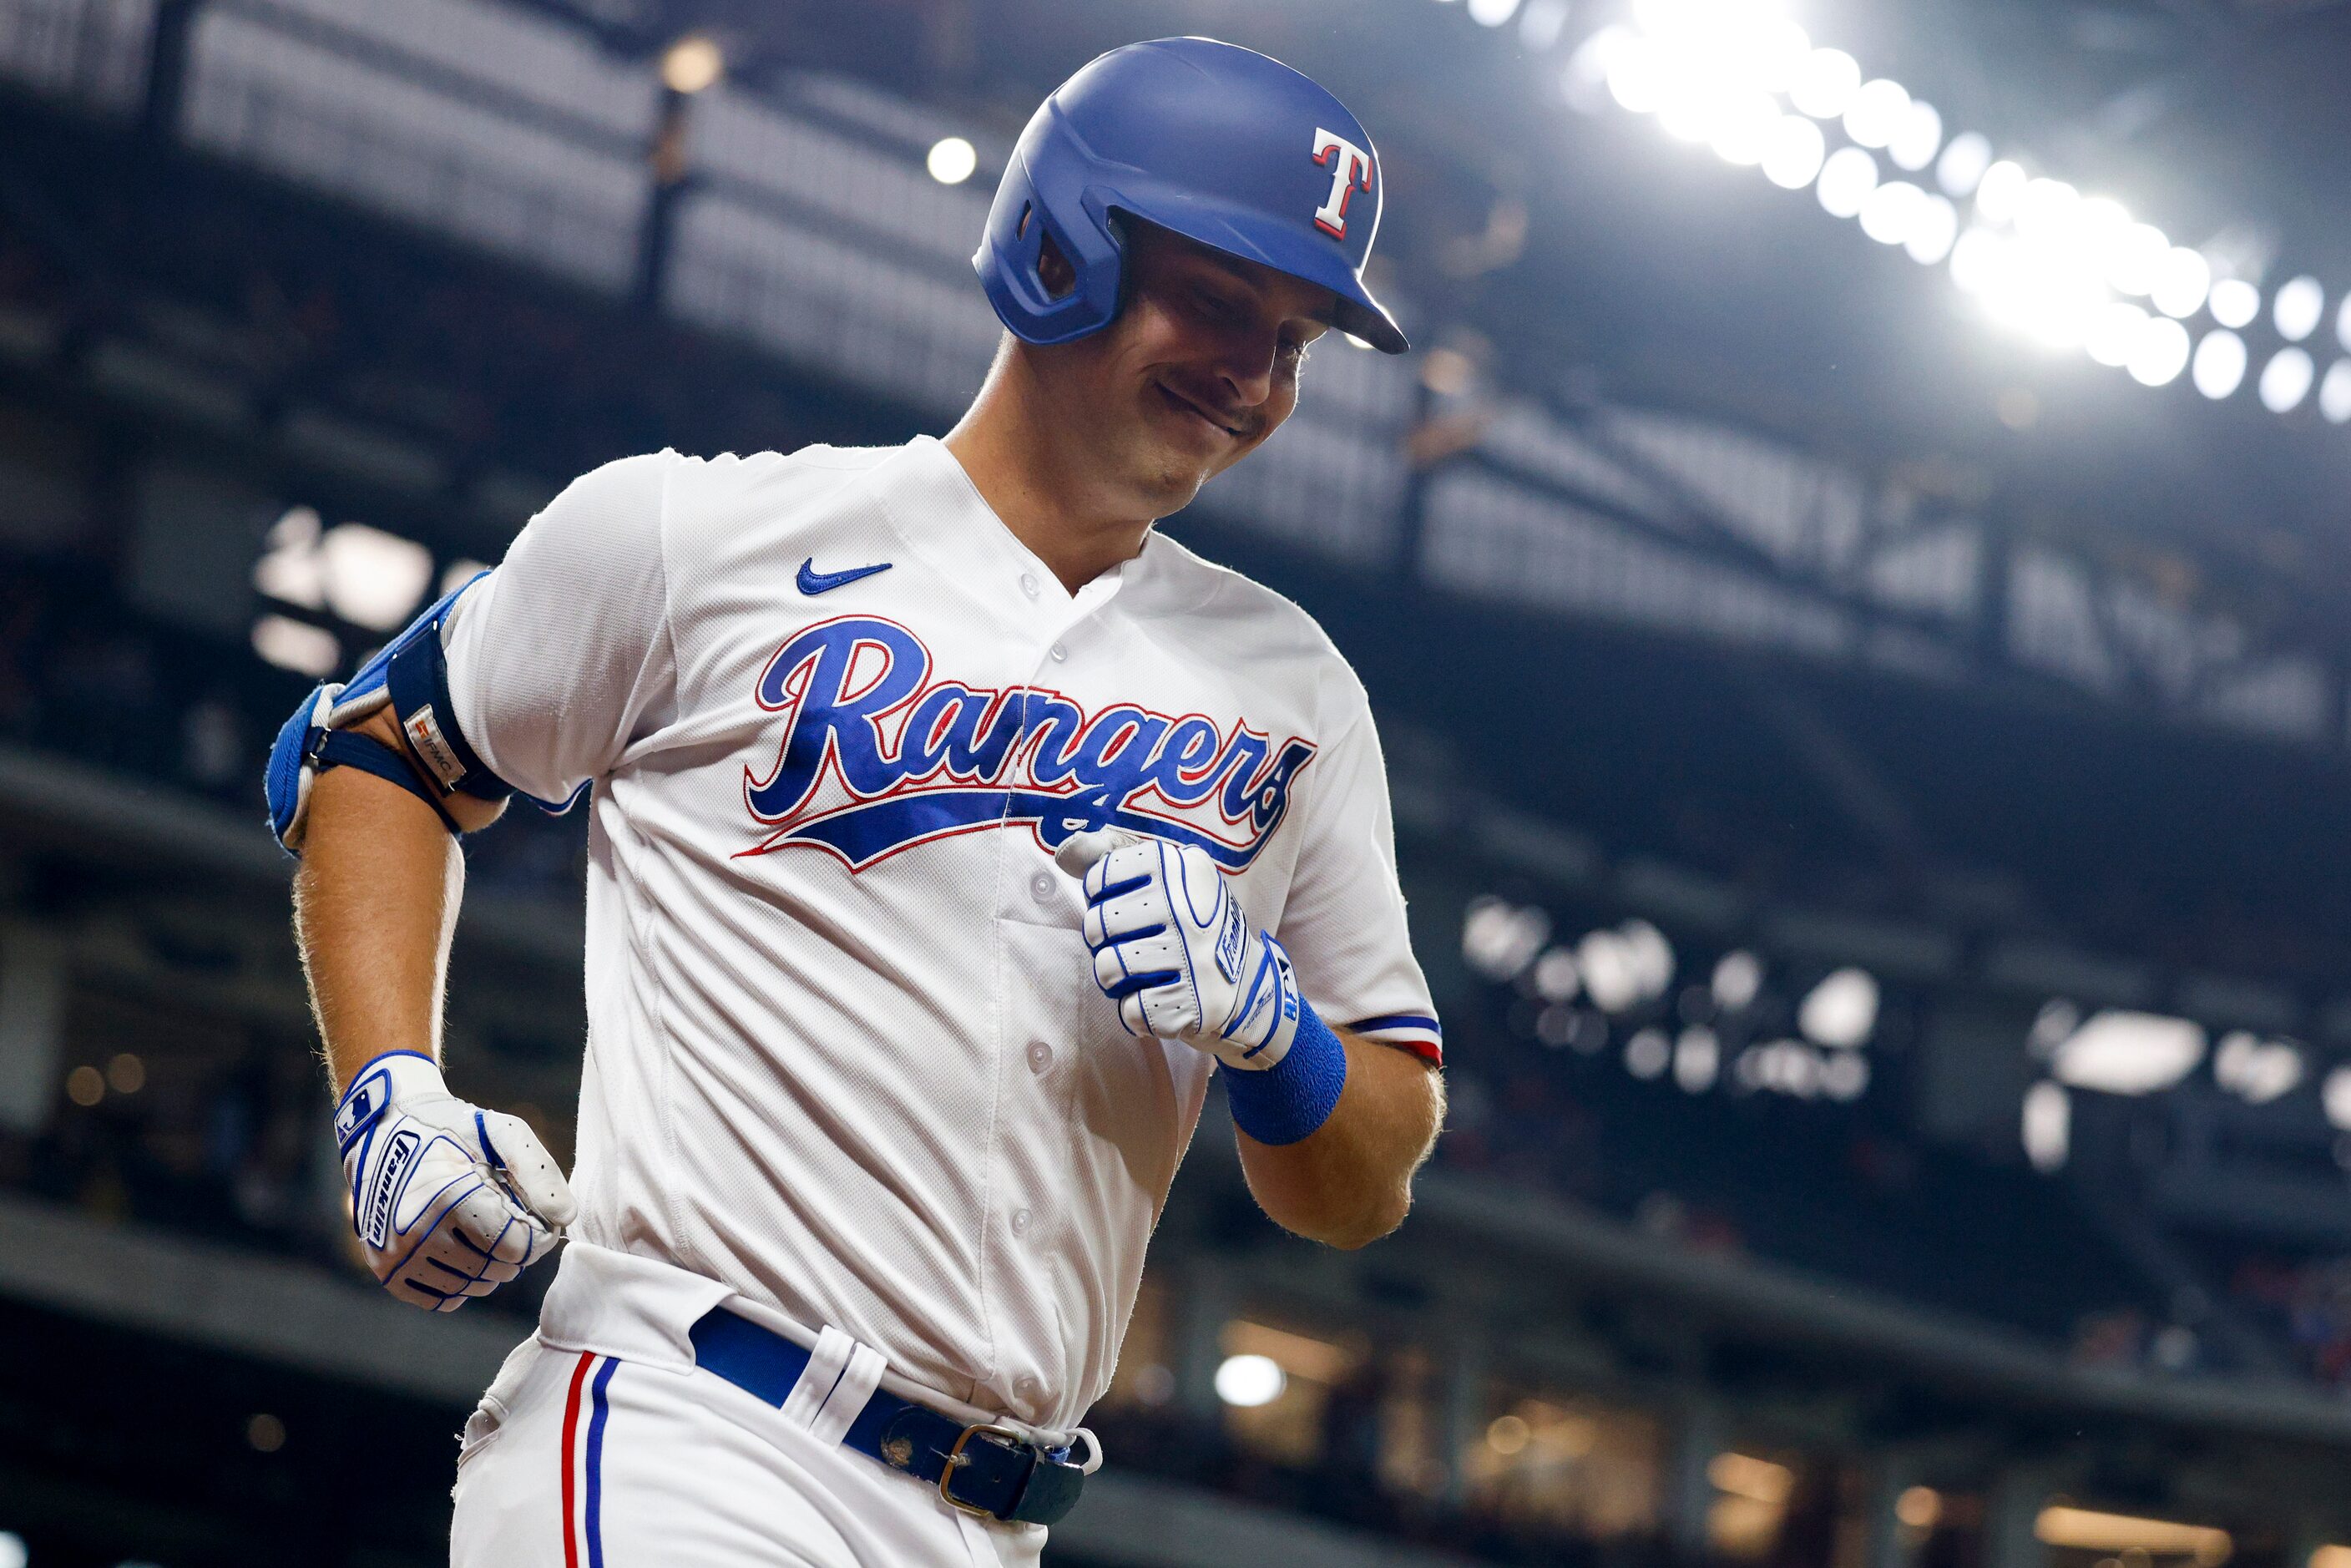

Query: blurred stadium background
left=5, top=0, right=2351, bottom=1561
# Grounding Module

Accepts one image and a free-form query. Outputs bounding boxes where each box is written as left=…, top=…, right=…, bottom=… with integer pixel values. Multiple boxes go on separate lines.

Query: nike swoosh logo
left=796, top=557, right=892, bottom=594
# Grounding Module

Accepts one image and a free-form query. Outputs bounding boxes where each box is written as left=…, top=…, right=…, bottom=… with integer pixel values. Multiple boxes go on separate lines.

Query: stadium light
left=319, top=523, right=434, bottom=631
left=2034, top=1507, right=2230, bottom=1561
left=1463, top=897, right=1551, bottom=980
left=1564, top=3, right=2351, bottom=423
left=2049, top=1010, right=2206, bottom=1095
left=2192, top=331, right=2247, bottom=399
left=2212, top=1032, right=2303, bottom=1105
left=2259, top=347, right=2314, bottom=413
left=2275, top=275, right=2324, bottom=341
left=2022, top=1081, right=2069, bottom=1171
left=1674, top=1026, right=1719, bottom=1091
left=251, top=614, right=340, bottom=677
left=660, top=33, right=724, bottom=95
left=2323, top=1065, right=2351, bottom=1130
left=1625, top=1027, right=1671, bottom=1079
left=2207, top=277, right=2261, bottom=330
left=926, top=137, right=978, bottom=186
left=1213, top=1353, right=1285, bottom=1408
left=1797, top=967, right=1878, bottom=1049
left=1816, top=146, right=1877, bottom=219
left=1467, top=0, right=1523, bottom=27
left=1935, top=131, right=1990, bottom=196
left=0, top=1531, right=22, bottom=1568
left=1711, top=950, right=1763, bottom=1010
left=2322, top=360, right=2351, bottom=423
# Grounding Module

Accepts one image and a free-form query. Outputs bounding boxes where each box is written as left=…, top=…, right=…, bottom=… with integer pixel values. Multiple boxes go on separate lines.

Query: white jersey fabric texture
left=441, top=434, right=1440, bottom=1434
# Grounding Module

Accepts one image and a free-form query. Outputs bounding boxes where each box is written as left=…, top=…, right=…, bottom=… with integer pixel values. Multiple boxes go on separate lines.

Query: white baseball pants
left=448, top=1246, right=1049, bottom=1568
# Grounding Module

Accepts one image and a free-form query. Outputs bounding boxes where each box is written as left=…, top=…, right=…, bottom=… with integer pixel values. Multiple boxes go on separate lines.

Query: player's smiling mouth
left=1155, top=382, right=1244, bottom=440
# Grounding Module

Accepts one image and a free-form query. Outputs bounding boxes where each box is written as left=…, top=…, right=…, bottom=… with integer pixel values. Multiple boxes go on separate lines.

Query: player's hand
left=1058, top=831, right=1303, bottom=1071
left=333, top=1051, right=577, bottom=1312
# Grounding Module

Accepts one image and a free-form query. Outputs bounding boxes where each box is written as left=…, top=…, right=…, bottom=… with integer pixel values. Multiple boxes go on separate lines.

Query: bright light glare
left=1858, top=180, right=1924, bottom=246
left=1973, top=160, right=2026, bottom=225
left=1888, top=99, right=1942, bottom=172
left=1746, top=18, right=1812, bottom=94
left=1577, top=929, right=1641, bottom=1012
left=2192, top=330, right=2247, bottom=399
left=252, top=614, right=340, bottom=676
left=2086, top=301, right=2148, bottom=368
left=1816, top=146, right=1878, bottom=219
left=1797, top=968, right=1878, bottom=1048
left=660, top=33, right=723, bottom=95
left=1789, top=48, right=1860, bottom=119
left=320, top=523, right=433, bottom=631
left=2274, top=275, right=2323, bottom=341
left=2011, top=178, right=2080, bottom=242
left=2127, top=316, right=2191, bottom=387
left=2323, top=1064, right=2351, bottom=1130
left=1948, top=226, right=2003, bottom=295
left=2024, top=1081, right=2070, bottom=1171
left=1468, top=0, right=1522, bottom=25
left=2213, top=1032, right=2303, bottom=1105
left=1605, top=35, right=1667, bottom=114
left=2321, top=359, right=2351, bottom=423
left=2050, top=1011, right=2207, bottom=1095
left=2338, top=297, right=2351, bottom=353
left=0, top=1532, right=22, bottom=1568
left=1214, top=1353, right=1286, bottom=1408
left=1708, top=91, right=1783, bottom=165
left=2106, top=223, right=2171, bottom=297
left=2259, top=346, right=2314, bottom=412
left=2150, top=247, right=2212, bottom=319
left=927, top=137, right=978, bottom=185
left=2207, top=277, right=2260, bottom=330
left=1711, top=950, right=1763, bottom=1010
left=1904, top=194, right=1959, bottom=265
left=1759, top=114, right=1827, bottom=190
left=1842, top=78, right=1911, bottom=149
left=1935, top=131, right=1991, bottom=197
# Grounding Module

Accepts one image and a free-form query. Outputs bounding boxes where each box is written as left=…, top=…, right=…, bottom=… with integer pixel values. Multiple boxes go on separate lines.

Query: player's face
left=1036, top=225, right=1335, bottom=518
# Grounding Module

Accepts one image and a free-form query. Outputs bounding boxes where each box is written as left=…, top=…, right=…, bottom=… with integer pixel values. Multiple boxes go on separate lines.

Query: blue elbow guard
left=264, top=577, right=513, bottom=855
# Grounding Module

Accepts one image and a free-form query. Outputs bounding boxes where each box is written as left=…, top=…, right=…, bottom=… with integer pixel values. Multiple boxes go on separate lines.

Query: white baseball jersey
left=441, top=434, right=1440, bottom=1431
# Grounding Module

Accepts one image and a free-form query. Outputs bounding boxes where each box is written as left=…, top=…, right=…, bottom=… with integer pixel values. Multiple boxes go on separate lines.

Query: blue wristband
left=1223, top=1001, right=1347, bottom=1146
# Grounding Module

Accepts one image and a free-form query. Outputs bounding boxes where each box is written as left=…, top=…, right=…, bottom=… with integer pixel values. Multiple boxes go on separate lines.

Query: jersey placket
left=978, top=562, right=1123, bottom=1417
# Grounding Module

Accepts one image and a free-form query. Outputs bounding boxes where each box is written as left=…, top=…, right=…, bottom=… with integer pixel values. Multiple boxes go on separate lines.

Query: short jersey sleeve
left=1276, top=696, right=1442, bottom=1065
left=441, top=453, right=676, bottom=806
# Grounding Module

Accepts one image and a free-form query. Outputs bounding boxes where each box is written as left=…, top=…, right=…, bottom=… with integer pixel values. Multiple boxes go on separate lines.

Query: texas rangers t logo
left=739, top=616, right=1317, bottom=872
left=1312, top=127, right=1373, bottom=240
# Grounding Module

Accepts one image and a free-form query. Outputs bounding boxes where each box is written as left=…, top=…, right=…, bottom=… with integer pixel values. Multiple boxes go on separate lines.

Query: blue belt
left=685, top=1307, right=1088, bottom=1527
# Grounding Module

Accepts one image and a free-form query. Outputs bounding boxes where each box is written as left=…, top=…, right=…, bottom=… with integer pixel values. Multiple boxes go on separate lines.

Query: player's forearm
left=1235, top=1030, right=1442, bottom=1249
left=293, top=763, right=470, bottom=1095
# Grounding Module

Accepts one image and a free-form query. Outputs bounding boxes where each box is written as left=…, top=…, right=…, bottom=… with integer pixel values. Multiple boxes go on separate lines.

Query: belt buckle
left=938, top=1422, right=1028, bottom=1519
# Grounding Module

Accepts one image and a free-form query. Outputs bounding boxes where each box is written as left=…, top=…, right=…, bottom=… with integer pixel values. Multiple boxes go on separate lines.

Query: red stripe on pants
left=559, top=1352, right=595, bottom=1568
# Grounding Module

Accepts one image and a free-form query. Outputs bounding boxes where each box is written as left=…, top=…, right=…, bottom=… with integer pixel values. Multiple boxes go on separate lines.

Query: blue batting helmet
left=973, top=38, right=1409, bottom=356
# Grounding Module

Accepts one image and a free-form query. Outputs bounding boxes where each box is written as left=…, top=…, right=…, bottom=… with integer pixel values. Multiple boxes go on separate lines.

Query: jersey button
left=1019, top=573, right=1039, bottom=599
left=1026, top=1040, right=1053, bottom=1073
left=1049, top=643, right=1068, bottom=662
left=1029, top=871, right=1054, bottom=903
left=1014, top=1375, right=1039, bottom=1399
left=1010, top=1207, right=1033, bottom=1236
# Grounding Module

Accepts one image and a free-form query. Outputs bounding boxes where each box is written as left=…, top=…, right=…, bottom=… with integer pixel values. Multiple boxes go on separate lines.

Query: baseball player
left=267, top=37, right=1442, bottom=1567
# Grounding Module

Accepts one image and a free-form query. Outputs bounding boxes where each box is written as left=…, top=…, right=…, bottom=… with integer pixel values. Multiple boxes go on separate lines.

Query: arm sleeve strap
left=313, top=731, right=463, bottom=834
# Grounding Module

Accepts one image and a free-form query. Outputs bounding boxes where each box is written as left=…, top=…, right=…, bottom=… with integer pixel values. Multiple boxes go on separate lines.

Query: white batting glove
left=333, top=1051, right=577, bottom=1312
left=1059, top=830, right=1304, bottom=1070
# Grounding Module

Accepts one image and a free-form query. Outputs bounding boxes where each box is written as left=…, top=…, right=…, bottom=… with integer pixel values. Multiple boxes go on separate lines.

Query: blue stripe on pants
left=585, top=1358, right=619, bottom=1568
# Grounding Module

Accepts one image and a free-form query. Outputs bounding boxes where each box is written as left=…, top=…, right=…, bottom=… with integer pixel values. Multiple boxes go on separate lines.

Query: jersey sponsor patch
left=740, top=615, right=1317, bottom=872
